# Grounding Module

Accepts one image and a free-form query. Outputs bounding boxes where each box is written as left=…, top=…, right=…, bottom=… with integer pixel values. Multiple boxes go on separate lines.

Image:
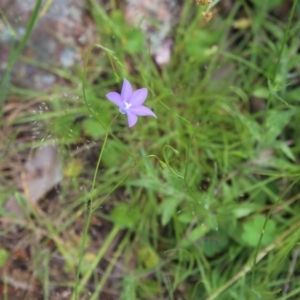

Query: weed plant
left=1, top=0, right=300, bottom=299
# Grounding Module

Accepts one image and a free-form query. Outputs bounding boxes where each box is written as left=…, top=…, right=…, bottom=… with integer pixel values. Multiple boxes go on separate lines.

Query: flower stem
left=74, top=115, right=117, bottom=299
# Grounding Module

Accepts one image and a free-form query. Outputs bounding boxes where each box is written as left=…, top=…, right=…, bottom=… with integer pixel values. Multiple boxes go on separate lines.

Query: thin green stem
left=74, top=45, right=119, bottom=298
left=74, top=115, right=116, bottom=299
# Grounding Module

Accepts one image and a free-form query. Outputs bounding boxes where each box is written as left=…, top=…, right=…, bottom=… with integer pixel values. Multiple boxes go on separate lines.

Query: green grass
left=0, top=0, right=42, bottom=115
left=1, top=0, right=300, bottom=299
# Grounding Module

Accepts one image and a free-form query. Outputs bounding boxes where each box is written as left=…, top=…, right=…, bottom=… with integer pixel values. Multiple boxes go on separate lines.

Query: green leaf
left=263, top=110, right=295, bottom=146
left=136, top=246, right=160, bottom=269
left=82, top=118, right=106, bottom=139
left=237, top=112, right=261, bottom=141
left=159, top=198, right=181, bottom=226
left=110, top=203, right=139, bottom=229
left=232, top=203, right=260, bottom=218
left=241, top=216, right=276, bottom=247
left=277, top=141, right=296, bottom=161
left=177, top=211, right=194, bottom=224
left=200, top=231, right=229, bottom=258
left=182, top=224, right=209, bottom=247
left=252, top=87, right=269, bottom=99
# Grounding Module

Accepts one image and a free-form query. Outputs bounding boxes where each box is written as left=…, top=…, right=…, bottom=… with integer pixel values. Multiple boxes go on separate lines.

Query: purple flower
left=106, top=79, right=157, bottom=127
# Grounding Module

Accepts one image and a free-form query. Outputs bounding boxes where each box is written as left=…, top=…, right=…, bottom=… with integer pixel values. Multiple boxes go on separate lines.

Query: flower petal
left=121, top=79, right=133, bottom=102
left=127, top=112, right=138, bottom=127
left=106, top=92, right=123, bottom=108
left=129, top=88, right=148, bottom=106
left=130, top=106, right=157, bottom=118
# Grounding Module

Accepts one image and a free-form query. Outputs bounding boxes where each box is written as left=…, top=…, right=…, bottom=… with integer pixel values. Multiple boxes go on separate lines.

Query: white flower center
left=119, top=101, right=132, bottom=114
left=124, top=102, right=131, bottom=109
